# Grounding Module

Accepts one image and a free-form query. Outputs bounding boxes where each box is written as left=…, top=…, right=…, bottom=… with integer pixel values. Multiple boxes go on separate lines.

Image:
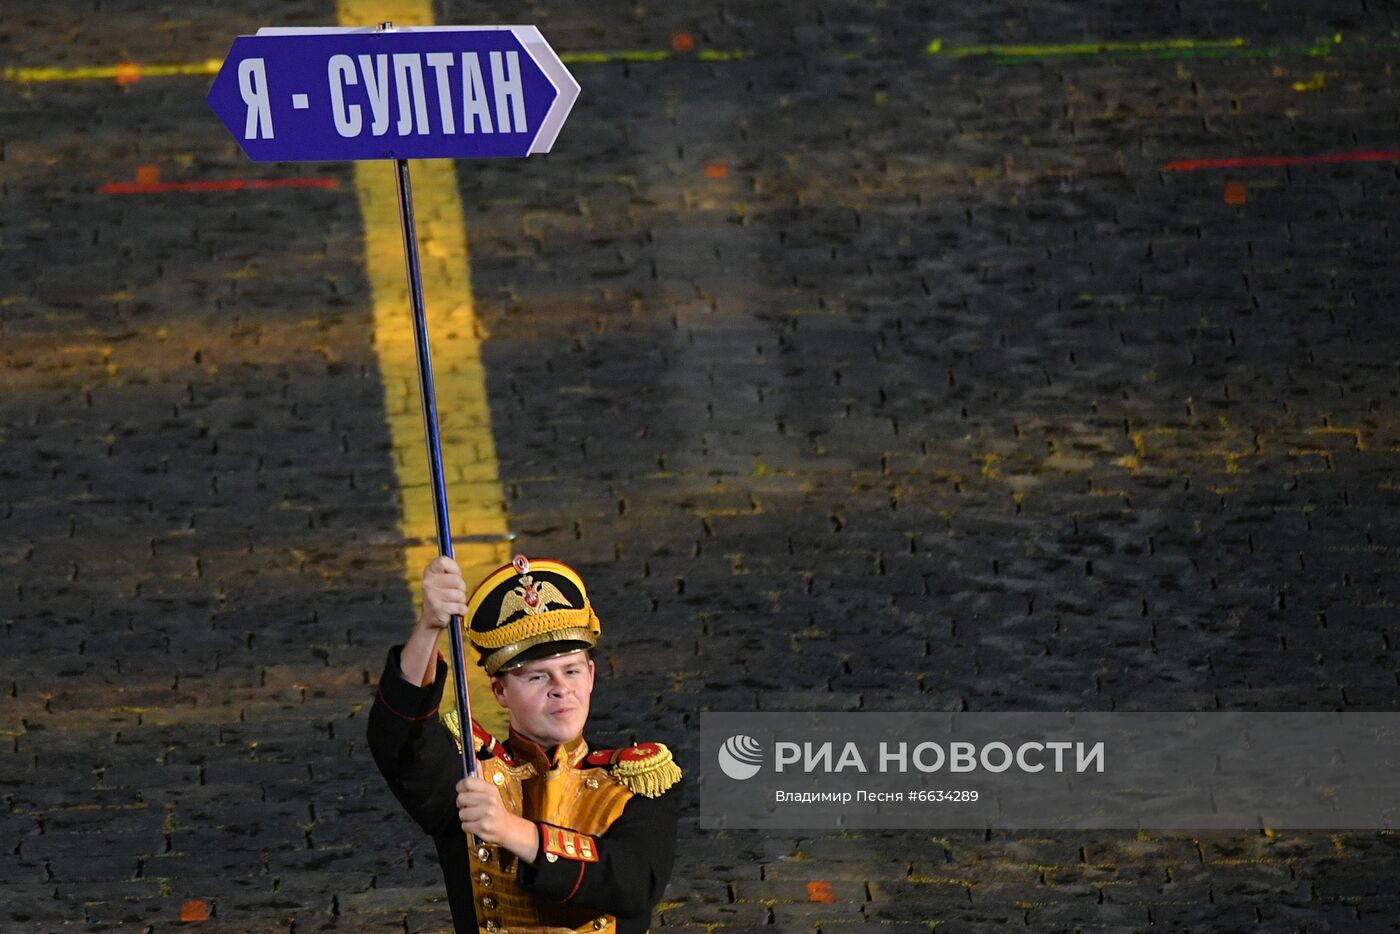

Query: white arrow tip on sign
left=512, top=26, right=580, bottom=155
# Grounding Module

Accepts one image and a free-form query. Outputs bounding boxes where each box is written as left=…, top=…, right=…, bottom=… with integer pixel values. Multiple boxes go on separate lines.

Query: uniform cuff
left=517, top=822, right=591, bottom=902
left=374, top=645, right=447, bottom=721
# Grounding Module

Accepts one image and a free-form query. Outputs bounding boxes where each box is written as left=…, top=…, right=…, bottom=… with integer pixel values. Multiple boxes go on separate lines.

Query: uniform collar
left=507, top=725, right=589, bottom=771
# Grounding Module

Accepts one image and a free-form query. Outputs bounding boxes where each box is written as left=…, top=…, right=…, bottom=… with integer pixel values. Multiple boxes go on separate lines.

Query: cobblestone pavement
left=4, top=0, right=1400, bottom=931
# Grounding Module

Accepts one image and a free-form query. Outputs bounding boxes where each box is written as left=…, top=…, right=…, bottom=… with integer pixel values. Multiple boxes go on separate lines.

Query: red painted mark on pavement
left=115, top=61, right=141, bottom=85
left=671, top=32, right=695, bottom=53
left=100, top=165, right=340, bottom=194
left=1165, top=149, right=1400, bottom=172
left=1223, top=180, right=1248, bottom=204
left=703, top=160, right=729, bottom=179
left=806, top=880, right=837, bottom=903
left=179, top=899, right=209, bottom=922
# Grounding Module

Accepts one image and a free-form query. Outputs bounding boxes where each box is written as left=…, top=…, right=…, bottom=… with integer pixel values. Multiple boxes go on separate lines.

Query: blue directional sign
left=207, top=25, right=580, bottom=161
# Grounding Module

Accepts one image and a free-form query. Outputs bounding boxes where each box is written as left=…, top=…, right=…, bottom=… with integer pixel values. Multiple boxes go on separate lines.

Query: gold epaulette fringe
left=441, top=709, right=493, bottom=756
left=441, top=709, right=474, bottom=755
left=441, top=711, right=535, bottom=779
left=611, top=743, right=682, bottom=798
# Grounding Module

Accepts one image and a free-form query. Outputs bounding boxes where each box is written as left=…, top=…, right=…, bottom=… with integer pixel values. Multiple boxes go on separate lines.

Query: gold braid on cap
left=479, top=626, right=599, bottom=675
left=472, top=604, right=600, bottom=649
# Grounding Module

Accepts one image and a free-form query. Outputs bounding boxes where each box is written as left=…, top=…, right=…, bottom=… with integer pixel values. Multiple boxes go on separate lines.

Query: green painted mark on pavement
left=927, top=32, right=1374, bottom=65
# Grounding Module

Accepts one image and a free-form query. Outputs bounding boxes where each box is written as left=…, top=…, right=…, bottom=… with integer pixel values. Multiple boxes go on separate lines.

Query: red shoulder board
left=619, top=742, right=662, bottom=762
left=471, top=720, right=515, bottom=766
left=587, top=742, right=662, bottom=766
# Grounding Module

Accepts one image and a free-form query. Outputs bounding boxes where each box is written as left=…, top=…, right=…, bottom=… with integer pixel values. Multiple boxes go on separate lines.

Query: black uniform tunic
left=367, top=647, right=680, bottom=934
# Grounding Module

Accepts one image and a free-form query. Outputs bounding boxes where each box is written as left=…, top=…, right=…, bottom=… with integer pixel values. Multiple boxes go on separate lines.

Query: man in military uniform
left=368, top=554, right=681, bottom=934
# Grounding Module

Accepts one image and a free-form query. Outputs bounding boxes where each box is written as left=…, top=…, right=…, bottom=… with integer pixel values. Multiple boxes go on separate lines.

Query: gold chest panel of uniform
left=447, top=714, right=632, bottom=934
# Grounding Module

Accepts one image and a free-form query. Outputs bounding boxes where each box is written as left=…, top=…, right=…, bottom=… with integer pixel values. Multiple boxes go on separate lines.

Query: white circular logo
left=717, top=734, right=764, bottom=780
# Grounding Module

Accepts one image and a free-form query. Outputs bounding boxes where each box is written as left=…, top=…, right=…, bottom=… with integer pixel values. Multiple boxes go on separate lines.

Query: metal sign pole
left=388, top=77, right=477, bottom=782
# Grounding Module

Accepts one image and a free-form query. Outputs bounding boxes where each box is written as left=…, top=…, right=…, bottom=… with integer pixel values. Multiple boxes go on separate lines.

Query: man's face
left=490, top=651, right=595, bottom=748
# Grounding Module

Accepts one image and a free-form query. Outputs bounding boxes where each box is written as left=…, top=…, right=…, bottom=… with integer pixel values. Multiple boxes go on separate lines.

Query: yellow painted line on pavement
left=3, top=59, right=221, bottom=82
left=337, top=0, right=510, bottom=736
left=3, top=49, right=751, bottom=83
